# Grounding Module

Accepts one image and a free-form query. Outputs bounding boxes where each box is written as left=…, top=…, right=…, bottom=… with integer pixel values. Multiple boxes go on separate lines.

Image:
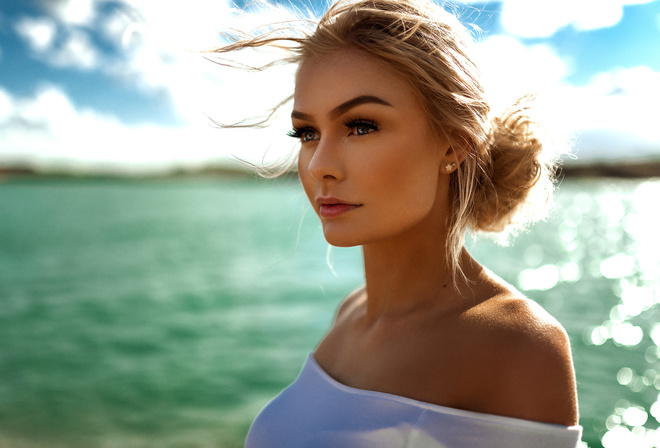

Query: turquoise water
left=1, top=176, right=659, bottom=448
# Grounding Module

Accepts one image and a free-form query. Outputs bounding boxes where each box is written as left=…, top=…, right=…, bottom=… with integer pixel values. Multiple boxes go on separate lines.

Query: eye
left=302, top=130, right=317, bottom=142
left=287, top=127, right=319, bottom=143
left=345, top=119, right=378, bottom=136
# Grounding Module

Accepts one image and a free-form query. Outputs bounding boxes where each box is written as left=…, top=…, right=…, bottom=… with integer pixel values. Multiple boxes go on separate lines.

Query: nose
left=305, top=138, right=344, bottom=182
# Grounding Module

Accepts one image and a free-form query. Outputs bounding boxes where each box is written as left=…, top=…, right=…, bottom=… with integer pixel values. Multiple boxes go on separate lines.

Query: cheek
left=391, top=164, right=440, bottom=217
left=369, top=141, right=441, bottom=209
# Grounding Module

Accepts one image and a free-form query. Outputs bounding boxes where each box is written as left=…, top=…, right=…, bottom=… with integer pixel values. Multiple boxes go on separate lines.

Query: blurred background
left=1, top=0, right=659, bottom=447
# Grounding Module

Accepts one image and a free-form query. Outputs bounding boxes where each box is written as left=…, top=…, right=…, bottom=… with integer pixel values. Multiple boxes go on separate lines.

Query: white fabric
left=246, top=353, right=583, bottom=448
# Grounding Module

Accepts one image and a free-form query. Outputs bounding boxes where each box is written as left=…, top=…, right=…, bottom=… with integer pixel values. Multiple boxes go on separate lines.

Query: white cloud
left=123, top=0, right=236, bottom=49
left=5, top=0, right=300, bottom=174
left=499, top=0, right=657, bottom=38
left=46, top=0, right=98, bottom=27
left=562, top=66, right=660, bottom=160
left=101, top=0, right=298, bottom=124
left=474, top=35, right=660, bottom=162
left=6, top=0, right=658, bottom=174
left=0, top=85, right=296, bottom=174
left=500, top=1, right=572, bottom=38
left=14, top=1, right=118, bottom=71
left=100, top=8, right=132, bottom=46
left=14, top=17, right=58, bottom=52
left=15, top=20, right=101, bottom=71
left=18, top=0, right=296, bottom=123
left=474, top=35, right=569, bottom=109
left=0, top=87, right=13, bottom=124
left=572, top=1, right=624, bottom=31
left=52, top=29, right=101, bottom=70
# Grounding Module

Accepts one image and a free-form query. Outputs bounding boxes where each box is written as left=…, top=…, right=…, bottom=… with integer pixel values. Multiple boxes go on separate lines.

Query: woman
left=221, top=0, right=582, bottom=446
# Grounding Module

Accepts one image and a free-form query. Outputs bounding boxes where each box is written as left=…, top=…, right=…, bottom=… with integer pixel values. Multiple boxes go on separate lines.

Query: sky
left=0, top=0, right=659, bottom=174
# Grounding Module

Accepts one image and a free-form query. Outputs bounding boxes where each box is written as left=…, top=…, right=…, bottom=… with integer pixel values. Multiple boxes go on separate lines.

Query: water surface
left=1, top=176, right=659, bottom=448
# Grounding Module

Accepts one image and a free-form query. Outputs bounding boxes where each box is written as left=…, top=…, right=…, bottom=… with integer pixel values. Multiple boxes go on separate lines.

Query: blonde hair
left=211, top=0, right=562, bottom=279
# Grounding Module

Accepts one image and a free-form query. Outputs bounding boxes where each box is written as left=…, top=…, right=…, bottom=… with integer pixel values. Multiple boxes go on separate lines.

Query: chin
left=323, top=234, right=362, bottom=248
left=322, top=227, right=390, bottom=248
left=321, top=227, right=368, bottom=248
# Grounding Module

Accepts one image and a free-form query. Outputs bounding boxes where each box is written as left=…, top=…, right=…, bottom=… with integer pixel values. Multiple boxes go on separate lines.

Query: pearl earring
left=445, top=162, right=457, bottom=173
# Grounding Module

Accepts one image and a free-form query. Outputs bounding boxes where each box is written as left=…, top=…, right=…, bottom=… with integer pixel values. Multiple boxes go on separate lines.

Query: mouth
left=316, top=197, right=362, bottom=219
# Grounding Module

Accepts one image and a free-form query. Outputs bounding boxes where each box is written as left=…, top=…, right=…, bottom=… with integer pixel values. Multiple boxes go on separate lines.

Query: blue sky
left=0, top=0, right=659, bottom=174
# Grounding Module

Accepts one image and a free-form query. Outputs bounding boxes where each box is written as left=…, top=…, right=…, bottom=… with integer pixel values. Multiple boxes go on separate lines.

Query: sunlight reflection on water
left=463, top=177, right=660, bottom=448
left=504, top=178, right=660, bottom=448
left=1, top=176, right=658, bottom=447
left=577, top=179, right=660, bottom=448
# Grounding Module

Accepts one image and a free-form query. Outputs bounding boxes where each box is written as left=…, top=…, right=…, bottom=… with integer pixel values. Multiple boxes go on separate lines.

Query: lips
left=316, top=197, right=362, bottom=218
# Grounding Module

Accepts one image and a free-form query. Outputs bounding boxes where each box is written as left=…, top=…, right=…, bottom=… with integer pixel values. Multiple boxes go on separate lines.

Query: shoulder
left=333, top=286, right=366, bottom=323
left=463, top=292, right=579, bottom=426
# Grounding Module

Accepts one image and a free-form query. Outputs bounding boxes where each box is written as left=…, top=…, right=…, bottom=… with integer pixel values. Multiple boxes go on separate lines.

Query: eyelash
left=344, top=117, right=379, bottom=135
left=287, top=118, right=379, bottom=141
left=286, top=126, right=315, bottom=140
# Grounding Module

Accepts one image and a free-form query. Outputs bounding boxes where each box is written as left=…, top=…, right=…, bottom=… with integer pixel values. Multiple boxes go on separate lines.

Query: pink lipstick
left=316, top=197, right=362, bottom=218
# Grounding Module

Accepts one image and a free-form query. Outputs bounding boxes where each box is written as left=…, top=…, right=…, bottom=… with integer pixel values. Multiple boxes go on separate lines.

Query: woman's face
left=293, top=48, right=452, bottom=248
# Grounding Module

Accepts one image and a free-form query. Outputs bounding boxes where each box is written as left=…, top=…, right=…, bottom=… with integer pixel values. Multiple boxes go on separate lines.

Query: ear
left=439, top=134, right=469, bottom=175
left=444, top=145, right=468, bottom=165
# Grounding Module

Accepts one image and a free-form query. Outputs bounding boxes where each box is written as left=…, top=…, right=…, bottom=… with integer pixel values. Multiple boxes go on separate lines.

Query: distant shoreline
left=2, top=160, right=660, bottom=180
left=0, top=165, right=257, bottom=181
left=558, top=160, right=660, bottom=178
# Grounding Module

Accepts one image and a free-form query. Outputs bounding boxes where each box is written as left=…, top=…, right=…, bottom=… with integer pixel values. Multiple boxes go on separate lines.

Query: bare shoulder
left=463, top=290, right=579, bottom=426
left=333, top=286, right=366, bottom=323
left=314, top=287, right=366, bottom=364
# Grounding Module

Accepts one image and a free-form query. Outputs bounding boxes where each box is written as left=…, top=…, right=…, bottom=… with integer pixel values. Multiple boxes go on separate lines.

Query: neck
left=360, top=215, right=479, bottom=323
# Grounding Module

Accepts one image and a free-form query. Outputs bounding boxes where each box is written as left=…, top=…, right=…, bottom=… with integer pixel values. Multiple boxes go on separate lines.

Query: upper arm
left=502, top=320, right=579, bottom=426
left=479, top=300, right=579, bottom=426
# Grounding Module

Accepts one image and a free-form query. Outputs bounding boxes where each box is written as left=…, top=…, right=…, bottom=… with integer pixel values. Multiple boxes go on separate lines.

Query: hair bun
left=468, top=96, right=558, bottom=235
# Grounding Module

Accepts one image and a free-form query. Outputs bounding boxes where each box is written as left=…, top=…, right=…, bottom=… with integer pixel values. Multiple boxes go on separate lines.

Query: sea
left=1, top=175, right=659, bottom=448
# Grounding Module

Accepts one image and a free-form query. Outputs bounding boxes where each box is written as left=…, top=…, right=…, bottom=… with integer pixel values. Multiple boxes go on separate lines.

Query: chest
left=313, top=317, right=491, bottom=410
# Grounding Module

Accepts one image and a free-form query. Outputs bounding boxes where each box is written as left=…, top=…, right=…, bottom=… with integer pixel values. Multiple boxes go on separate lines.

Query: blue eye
left=287, top=127, right=318, bottom=142
left=302, top=131, right=317, bottom=141
left=354, top=124, right=374, bottom=135
left=345, top=119, right=378, bottom=136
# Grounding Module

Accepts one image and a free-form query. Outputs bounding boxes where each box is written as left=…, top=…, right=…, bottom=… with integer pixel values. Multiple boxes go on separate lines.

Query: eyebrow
left=291, top=95, right=393, bottom=121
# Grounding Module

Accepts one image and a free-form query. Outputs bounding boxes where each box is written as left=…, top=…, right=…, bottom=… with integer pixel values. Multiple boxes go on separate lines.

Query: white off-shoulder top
left=245, top=353, right=583, bottom=448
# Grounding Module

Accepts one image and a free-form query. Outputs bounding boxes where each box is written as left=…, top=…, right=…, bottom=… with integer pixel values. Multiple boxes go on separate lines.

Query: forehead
left=293, top=48, right=419, bottom=112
